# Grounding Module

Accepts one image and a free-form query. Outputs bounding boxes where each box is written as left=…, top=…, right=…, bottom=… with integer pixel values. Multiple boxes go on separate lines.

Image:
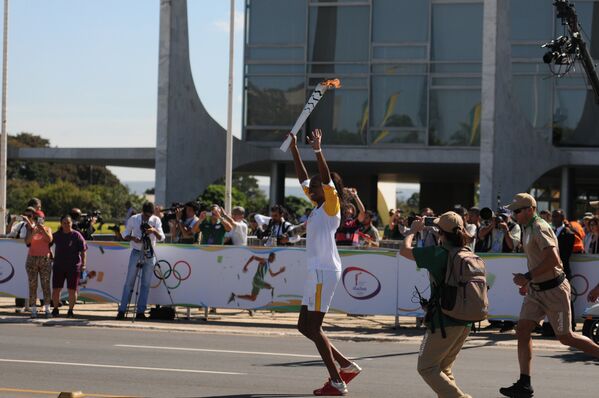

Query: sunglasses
left=513, top=206, right=531, bottom=215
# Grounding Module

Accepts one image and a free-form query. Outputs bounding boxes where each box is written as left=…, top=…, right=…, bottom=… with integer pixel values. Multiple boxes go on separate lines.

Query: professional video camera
left=74, top=210, right=103, bottom=240
left=542, top=0, right=599, bottom=102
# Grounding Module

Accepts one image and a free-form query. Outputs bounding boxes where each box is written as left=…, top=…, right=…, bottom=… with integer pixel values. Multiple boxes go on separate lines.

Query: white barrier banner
left=395, top=253, right=599, bottom=320
left=0, top=240, right=399, bottom=315
left=2, top=239, right=598, bottom=319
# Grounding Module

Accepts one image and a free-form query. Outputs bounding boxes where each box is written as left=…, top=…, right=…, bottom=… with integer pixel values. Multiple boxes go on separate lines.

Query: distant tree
left=214, top=174, right=268, bottom=213
left=284, top=196, right=312, bottom=222
left=197, top=185, right=248, bottom=211
left=7, top=132, right=121, bottom=187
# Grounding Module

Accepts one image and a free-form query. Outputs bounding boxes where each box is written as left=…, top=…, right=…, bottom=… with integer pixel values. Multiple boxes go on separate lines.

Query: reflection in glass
left=553, top=89, right=599, bottom=146
left=307, top=89, right=369, bottom=145
left=246, top=76, right=305, bottom=127
left=249, top=0, right=306, bottom=44
left=371, top=76, right=427, bottom=128
left=431, top=4, right=483, bottom=61
left=373, top=46, right=428, bottom=60
left=512, top=75, right=552, bottom=128
left=510, top=0, right=553, bottom=41
left=308, top=6, right=370, bottom=62
left=248, top=47, right=304, bottom=61
left=245, top=129, right=290, bottom=142
left=372, top=0, right=429, bottom=43
left=369, top=130, right=425, bottom=145
left=429, top=89, right=481, bottom=146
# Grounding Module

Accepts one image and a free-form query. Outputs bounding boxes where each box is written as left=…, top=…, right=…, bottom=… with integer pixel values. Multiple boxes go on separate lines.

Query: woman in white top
left=289, top=129, right=361, bottom=396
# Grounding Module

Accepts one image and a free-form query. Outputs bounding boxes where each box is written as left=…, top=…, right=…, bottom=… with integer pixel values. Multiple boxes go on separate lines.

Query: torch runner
left=279, top=78, right=341, bottom=152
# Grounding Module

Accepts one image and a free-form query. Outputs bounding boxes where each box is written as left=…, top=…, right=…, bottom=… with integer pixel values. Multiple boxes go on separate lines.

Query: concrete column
left=479, top=0, right=512, bottom=208
left=269, top=163, right=286, bottom=207
left=560, top=166, right=570, bottom=213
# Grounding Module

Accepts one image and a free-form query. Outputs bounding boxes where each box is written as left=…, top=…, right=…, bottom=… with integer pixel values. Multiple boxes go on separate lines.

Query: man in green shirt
left=196, top=205, right=233, bottom=245
left=400, top=211, right=473, bottom=398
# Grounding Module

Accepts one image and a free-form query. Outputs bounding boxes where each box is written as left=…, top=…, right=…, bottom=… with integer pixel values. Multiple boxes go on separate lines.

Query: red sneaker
left=313, top=379, right=348, bottom=396
left=339, top=362, right=362, bottom=384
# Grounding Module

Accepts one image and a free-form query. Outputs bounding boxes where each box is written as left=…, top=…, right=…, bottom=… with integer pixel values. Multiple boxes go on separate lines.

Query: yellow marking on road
left=0, top=387, right=136, bottom=397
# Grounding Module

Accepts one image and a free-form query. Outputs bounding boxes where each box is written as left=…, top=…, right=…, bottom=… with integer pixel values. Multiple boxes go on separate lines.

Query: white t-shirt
left=124, top=214, right=165, bottom=251
left=302, top=180, right=342, bottom=272
left=8, top=221, right=28, bottom=239
left=227, top=221, right=248, bottom=246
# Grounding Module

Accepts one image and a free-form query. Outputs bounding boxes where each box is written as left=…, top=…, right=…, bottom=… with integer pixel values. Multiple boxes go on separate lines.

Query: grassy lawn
left=44, top=221, right=123, bottom=235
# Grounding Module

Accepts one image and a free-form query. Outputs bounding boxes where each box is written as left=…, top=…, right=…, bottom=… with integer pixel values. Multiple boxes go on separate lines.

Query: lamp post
left=0, top=0, right=9, bottom=235
left=224, top=0, right=235, bottom=213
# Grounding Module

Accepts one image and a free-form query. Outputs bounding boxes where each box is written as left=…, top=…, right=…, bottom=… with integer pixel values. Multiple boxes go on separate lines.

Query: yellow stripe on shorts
left=315, top=283, right=323, bottom=312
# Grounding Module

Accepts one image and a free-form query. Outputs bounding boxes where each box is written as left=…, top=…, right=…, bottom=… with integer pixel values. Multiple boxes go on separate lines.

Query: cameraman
left=70, top=208, right=97, bottom=241
left=116, top=202, right=165, bottom=320
left=256, top=204, right=293, bottom=246
left=477, top=210, right=521, bottom=253
left=174, top=202, right=200, bottom=244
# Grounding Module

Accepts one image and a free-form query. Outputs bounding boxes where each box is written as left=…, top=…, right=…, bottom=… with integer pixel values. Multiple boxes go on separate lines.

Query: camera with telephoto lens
left=107, top=223, right=121, bottom=233
left=140, top=222, right=151, bottom=235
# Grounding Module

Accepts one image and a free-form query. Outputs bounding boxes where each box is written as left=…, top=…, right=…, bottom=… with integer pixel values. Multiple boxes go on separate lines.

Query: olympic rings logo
left=151, top=260, right=191, bottom=290
left=570, top=274, right=590, bottom=303
left=0, top=256, right=15, bottom=284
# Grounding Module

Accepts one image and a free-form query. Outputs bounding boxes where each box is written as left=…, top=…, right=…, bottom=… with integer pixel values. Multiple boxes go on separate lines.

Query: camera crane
left=542, top=0, right=599, bottom=103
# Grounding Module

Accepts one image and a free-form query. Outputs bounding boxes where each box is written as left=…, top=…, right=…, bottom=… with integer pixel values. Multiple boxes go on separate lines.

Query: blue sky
left=5, top=0, right=245, bottom=182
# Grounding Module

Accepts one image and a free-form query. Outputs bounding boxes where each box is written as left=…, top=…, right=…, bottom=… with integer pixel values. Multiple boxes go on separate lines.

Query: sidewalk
left=0, top=297, right=574, bottom=351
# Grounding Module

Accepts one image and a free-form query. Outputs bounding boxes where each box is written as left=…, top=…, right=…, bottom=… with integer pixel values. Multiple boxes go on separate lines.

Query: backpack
left=440, top=247, right=489, bottom=322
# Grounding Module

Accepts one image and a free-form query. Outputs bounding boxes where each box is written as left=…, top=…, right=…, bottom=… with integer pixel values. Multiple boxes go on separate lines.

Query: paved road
left=0, top=323, right=597, bottom=397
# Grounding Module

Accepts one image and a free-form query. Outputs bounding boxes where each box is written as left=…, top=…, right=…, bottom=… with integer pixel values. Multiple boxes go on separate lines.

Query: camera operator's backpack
left=440, top=247, right=489, bottom=322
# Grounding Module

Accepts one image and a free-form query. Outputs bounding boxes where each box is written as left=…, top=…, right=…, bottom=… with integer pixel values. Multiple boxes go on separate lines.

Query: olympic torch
left=279, top=78, right=341, bottom=152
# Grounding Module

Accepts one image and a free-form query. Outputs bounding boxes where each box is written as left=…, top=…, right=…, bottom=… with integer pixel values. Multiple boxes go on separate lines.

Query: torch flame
left=322, top=78, right=341, bottom=88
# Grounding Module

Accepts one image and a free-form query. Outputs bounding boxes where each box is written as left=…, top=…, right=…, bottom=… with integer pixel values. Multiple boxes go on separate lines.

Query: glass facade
left=243, top=0, right=599, bottom=148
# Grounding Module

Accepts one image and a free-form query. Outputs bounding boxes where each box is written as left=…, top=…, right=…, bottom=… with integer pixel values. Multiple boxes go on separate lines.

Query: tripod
left=153, top=260, right=179, bottom=320
left=123, top=234, right=154, bottom=322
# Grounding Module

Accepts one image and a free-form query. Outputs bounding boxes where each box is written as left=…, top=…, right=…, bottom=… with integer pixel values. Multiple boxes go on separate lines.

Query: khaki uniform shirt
left=521, top=215, right=563, bottom=283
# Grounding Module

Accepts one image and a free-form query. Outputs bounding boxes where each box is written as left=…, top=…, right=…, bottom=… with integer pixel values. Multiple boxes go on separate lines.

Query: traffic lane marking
left=0, top=358, right=246, bottom=375
left=114, top=344, right=320, bottom=358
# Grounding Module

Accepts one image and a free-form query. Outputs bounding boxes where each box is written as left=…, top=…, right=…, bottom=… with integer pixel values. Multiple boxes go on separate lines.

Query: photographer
left=223, top=206, right=248, bottom=246
left=335, top=188, right=366, bottom=246
left=477, top=209, right=521, bottom=253
left=24, top=211, right=53, bottom=318
left=70, top=208, right=99, bottom=241
left=116, top=202, right=165, bottom=320
left=357, top=210, right=380, bottom=248
left=8, top=207, right=36, bottom=239
left=174, top=202, right=200, bottom=244
left=383, top=209, right=406, bottom=241
left=198, top=204, right=233, bottom=245
left=256, top=204, right=293, bottom=246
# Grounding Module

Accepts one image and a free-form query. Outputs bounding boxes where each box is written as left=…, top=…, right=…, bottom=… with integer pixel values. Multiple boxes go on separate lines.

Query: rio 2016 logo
left=0, top=256, right=15, bottom=284
left=342, top=266, right=381, bottom=300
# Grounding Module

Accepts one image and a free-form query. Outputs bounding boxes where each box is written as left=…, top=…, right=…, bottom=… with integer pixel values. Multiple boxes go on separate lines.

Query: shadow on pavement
left=264, top=350, right=420, bottom=368
left=184, top=395, right=309, bottom=398
left=540, top=351, right=599, bottom=365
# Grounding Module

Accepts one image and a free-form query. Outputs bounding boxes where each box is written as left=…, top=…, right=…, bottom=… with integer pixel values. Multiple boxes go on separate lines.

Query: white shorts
left=301, top=269, right=341, bottom=313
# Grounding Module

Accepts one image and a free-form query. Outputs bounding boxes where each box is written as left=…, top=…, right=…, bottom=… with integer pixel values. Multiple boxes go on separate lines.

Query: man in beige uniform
left=500, top=193, right=599, bottom=398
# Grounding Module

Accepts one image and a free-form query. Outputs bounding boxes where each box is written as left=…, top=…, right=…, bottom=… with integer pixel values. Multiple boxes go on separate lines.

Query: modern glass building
left=238, top=0, right=599, bottom=216
left=243, top=0, right=599, bottom=148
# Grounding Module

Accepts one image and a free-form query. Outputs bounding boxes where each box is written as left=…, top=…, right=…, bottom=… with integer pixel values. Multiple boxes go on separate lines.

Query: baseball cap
left=433, top=211, right=470, bottom=235
left=506, top=193, right=537, bottom=211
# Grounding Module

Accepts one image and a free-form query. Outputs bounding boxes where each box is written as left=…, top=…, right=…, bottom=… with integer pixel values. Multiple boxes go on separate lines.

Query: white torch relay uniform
left=301, top=179, right=342, bottom=313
